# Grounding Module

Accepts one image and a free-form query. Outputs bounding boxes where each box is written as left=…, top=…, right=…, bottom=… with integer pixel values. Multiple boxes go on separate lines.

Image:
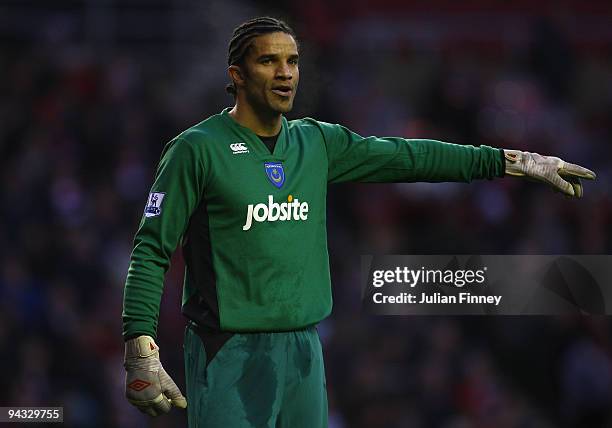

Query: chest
left=202, top=135, right=328, bottom=219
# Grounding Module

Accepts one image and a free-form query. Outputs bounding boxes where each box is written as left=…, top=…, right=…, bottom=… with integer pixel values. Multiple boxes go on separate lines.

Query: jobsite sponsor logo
left=243, top=194, right=309, bottom=231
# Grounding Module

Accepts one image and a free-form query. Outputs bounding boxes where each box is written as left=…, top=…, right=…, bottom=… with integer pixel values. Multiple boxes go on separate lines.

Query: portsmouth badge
left=264, top=162, right=285, bottom=188
left=144, top=192, right=166, bottom=217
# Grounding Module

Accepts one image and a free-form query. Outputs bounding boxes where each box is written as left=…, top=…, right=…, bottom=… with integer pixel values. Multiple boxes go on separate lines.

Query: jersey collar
left=221, top=108, right=288, bottom=161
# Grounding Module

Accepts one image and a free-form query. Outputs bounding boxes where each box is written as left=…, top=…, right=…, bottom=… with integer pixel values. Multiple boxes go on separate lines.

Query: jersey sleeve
left=314, top=121, right=504, bottom=183
left=122, top=137, right=206, bottom=340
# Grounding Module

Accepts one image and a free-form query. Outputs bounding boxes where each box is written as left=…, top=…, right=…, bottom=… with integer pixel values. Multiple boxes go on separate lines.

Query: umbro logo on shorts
left=230, top=142, right=249, bottom=154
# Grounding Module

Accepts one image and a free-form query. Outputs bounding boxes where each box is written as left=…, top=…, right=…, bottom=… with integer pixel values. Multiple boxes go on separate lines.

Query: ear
left=228, top=65, right=245, bottom=88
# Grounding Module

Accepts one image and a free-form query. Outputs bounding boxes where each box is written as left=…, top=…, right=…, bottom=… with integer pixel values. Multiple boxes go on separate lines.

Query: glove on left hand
left=504, top=149, right=596, bottom=197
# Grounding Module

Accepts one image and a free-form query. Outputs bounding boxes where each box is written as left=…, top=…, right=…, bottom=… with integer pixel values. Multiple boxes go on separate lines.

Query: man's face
left=237, top=32, right=299, bottom=115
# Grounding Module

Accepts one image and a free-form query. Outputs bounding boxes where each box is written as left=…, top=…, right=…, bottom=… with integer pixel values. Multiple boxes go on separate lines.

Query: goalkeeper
left=122, top=17, right=595, bottom=428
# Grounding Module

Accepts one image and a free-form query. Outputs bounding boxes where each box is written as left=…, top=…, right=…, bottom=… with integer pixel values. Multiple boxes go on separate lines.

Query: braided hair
left=226, top=17, right=297, bottom=96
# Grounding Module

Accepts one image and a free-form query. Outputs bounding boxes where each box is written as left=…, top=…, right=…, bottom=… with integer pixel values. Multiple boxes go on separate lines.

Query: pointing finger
left=560, top=162, right=596, bottom=180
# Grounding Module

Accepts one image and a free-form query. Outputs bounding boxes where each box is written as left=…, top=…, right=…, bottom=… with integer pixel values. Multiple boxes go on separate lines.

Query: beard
left=247, top=88, right=294, bottom=115
left=241, top=71, right=296, bottom=115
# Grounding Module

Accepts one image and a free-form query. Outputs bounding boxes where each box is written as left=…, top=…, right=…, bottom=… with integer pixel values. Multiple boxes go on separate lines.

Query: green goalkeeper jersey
left=122, top=108, right=504, bottom=338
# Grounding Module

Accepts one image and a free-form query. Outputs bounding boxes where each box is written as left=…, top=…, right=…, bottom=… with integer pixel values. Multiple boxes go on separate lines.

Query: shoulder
left=287, top=117, right=332, bottom=129
left=287, top=118, right=325, bottom=149
left=157, top=116, right=220, bottom=163
left=288, top=117, right=319, bottom=128
left=288, top=118, right=346, bottom=144
left=287, top=117, right=340, bottom=136
left=175, top=113, right=226, bottom=147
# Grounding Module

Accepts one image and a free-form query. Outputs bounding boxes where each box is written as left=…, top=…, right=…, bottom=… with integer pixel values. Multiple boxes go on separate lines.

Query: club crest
left=264, top=162, right=285, bottom=188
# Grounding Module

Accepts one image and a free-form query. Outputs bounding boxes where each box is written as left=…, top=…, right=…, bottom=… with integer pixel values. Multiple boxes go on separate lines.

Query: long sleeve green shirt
left=122, top=108, right=504, bottom=338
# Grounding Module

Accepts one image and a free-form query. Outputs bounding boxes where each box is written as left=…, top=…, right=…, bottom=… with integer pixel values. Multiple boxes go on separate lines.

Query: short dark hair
left=226, top=17, right=297, bottom=96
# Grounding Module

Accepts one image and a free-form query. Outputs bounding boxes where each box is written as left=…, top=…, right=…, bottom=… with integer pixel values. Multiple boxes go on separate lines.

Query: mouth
left=271, top=85, right=293, bottom=98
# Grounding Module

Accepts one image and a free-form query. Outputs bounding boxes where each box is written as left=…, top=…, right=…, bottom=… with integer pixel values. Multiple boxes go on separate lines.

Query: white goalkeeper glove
left=504, top=149, right=596, bottom=197
left=124, top=335, right=187, bottom=416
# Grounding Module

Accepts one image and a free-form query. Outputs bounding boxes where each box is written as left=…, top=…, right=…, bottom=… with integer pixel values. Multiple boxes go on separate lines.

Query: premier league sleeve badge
left=264, top=162, right=285, bottom=189
left=144, top=192, right=166, bottom=217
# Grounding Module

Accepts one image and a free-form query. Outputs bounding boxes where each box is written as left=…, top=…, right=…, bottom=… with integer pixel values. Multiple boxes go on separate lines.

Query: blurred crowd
left=1, top=1, right=611, bottom=427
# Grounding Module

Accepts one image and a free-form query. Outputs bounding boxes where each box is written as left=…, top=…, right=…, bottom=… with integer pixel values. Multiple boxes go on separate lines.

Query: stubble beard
left=276, top=89, right=297, bottom=114
left=272, top=96, right=294, bottom=114
left=248, top=87, right=295, bottom=116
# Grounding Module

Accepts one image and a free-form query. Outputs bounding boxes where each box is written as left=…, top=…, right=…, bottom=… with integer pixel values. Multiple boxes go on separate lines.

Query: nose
left=275, top=62, right=292, bottom=80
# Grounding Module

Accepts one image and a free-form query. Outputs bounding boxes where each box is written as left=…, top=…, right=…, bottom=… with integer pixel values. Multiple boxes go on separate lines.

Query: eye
left=261, top=58, right=273, bottom=65
left=289, top=58, right=299, bottom=65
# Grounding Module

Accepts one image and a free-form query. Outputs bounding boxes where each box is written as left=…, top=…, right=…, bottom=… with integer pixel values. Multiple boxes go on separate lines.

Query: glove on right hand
left=124, top=335, right=187, bottom=417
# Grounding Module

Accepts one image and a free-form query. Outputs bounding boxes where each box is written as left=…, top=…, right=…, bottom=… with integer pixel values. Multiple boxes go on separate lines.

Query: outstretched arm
left=311, top=120, right=505, bottom=184
left=311, top=120, right=596, bottom=195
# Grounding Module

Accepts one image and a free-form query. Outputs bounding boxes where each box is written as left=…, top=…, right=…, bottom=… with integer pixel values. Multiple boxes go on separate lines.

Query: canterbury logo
left=230, top=142, right=248, bottom=154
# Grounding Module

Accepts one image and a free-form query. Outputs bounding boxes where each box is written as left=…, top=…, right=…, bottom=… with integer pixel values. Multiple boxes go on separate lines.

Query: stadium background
left=1, top=1, right=611, bottom=427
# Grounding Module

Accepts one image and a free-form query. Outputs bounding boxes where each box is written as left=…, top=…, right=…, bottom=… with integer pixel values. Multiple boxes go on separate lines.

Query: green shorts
left=184, top=323, right=328, bottom=428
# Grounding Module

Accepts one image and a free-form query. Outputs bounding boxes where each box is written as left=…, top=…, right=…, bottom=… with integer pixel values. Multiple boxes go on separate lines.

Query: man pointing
left=122, top=17, right=595, bottom=428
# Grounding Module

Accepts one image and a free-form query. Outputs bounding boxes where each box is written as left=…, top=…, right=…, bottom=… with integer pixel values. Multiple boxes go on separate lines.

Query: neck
left=229, top=98, right=282, bottom=137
